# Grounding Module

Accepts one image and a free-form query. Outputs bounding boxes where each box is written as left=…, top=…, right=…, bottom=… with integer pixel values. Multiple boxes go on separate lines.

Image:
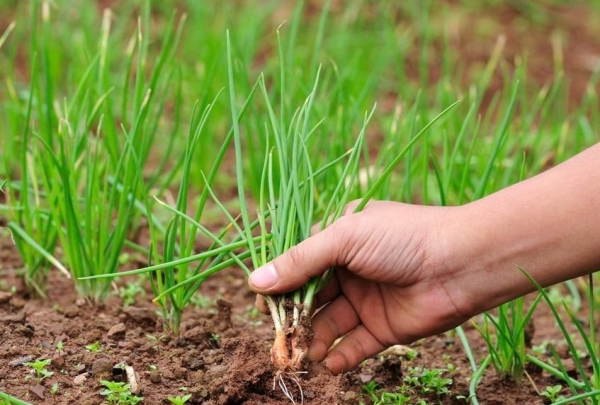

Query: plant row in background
left=1, top=0, right=600, bottom=403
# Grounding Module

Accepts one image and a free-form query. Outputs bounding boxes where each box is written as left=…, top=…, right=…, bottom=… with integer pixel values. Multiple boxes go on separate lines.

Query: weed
left=85, top=341, right=102, bottom=353
left=404, top=367, right=453, bottom=396
left=55, top=340, right=64, bottom=356
left=146, top=334, right=167, bottom=353
left=189, top=292, right=214, bottom=309
left=168, top=394, right=192, bottom=405
left=362, top=367, right=453, bottom=404
left=99, top=380, right=143, bottom=405
left=23, top=359, right=53, bottom=382
left=540, top=385, right=565, bottom=403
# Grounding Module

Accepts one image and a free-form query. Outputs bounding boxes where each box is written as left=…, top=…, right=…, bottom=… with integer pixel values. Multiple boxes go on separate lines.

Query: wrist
left=435, top=203, right=534, bottom=319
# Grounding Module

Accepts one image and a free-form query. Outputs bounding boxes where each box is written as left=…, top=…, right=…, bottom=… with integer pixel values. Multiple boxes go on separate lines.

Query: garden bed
left=0, top=237, right=585, bottom=405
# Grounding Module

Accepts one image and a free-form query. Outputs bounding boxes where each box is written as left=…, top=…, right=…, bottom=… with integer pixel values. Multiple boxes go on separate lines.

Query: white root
left=273, top=371, right=307, bottom=405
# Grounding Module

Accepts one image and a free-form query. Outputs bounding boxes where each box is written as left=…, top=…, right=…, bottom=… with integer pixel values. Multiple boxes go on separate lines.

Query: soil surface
left=0, top=236, right=587, bottom=405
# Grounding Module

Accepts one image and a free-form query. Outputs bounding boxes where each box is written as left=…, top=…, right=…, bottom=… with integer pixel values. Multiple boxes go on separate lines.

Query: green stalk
left=0, top=391, right=31, bottom=405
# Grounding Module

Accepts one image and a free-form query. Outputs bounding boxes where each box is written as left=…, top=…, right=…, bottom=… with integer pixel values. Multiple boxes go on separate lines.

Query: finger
left=311, top=273, right=341, bottom=310
left=308, top=295, right=360, bottom=361
left=248, top=220, right=351, bottom=294
left=323, top=325, right=387, bottom=374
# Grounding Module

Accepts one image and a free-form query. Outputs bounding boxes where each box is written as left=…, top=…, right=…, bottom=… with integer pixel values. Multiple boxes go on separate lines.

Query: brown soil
left=0, top=236, right=587, bottom=404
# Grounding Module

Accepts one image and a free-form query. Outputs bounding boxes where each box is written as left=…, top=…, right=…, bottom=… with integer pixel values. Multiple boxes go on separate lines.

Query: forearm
left=443, top=143, right=600, bottom=316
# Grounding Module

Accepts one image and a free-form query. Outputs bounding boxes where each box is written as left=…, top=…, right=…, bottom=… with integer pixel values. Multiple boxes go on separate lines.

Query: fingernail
left=249, top=263, right=279, bottom=289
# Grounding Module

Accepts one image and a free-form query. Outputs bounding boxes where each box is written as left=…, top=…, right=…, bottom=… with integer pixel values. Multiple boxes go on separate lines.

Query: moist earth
left=0, top=237, right=584, bottom=405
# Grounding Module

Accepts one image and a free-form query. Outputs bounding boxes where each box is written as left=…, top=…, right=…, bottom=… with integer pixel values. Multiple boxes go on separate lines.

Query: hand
left=248, top=200, right=471, bottom=374
left=249, top=143, right=600, bottom=374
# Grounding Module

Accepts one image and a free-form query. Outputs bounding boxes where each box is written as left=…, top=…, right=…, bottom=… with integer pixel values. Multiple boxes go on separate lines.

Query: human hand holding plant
left=250, top=142, right=600, bottom=375
left=250, top=200, right=471, bottom=375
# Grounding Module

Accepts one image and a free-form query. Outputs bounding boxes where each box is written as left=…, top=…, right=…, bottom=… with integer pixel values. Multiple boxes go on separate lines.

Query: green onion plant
left=225, top=31, right=458, bottom=402
left=1, top=1, right=186, bottom=302
left=523, top=270, right=600, bottom=404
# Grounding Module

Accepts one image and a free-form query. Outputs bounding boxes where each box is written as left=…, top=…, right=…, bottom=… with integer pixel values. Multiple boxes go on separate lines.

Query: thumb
left=248, top=223, right=346, bottom=294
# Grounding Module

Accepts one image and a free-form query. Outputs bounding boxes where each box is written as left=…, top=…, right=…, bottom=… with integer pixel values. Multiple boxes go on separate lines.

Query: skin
left=248, top=142, right=600, bottom=375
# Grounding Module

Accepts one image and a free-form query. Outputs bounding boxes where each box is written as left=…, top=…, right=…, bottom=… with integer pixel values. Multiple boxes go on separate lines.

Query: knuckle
left=286, top=245, right=307, bottom=274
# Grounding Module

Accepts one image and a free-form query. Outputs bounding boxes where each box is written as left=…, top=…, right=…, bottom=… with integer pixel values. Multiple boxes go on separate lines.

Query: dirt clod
left=121, top=306, right=158, bottom=324
left=149, top=370, right=161, bottom=384
left=28, top=384, right=45, bottom=400
left=106, top=322, right=126, bottom=339
left=91, top=357, right=113, bottom=378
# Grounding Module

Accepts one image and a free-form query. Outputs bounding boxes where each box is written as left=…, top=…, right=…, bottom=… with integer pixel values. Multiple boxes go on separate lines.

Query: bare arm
left=443, top=142, right=600, bottom=317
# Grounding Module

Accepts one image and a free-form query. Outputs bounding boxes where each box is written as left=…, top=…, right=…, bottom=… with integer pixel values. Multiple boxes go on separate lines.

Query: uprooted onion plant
left=224, top=32, right=459, bottom=400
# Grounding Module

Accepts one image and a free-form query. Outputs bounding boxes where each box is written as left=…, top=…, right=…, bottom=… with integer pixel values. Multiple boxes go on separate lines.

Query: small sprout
left=118, top=253, right=132, bottom=265
left=403, top=367, right=452, bottom=397
left=209, top=333, right=219, bottom=344
left=23, top=359, right=54, bottom=381
left=56, top=340, right=64, bottom=355
left=363, top=381, right=412, bottom=404
left=85, top=341, right=102, bottom=353
left=540, top=385, right=565, bottom=403
left=363, top=381, right=379, bottom=399
left=100, top=380, right=143, bottom=405
left=405, top=349, right=418, bottom=361
left=442, top=354, right=456, bottom=372
left=168, top=394, right=192, bottom=405
left=189, top=292, right=214, bottom=309
left=50, top=382, right=59, bottom=395
left=149, top=364, right=157, bottom=371
left=242, top=304, right=263, bottom=327
left=146, top=334, right=166, bottom=353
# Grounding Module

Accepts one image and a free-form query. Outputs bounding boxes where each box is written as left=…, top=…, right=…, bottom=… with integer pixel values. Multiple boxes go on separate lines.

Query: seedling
left=540, top=385, right=565, bottom=403
left=23, top=359, right=53, bottom=382
left=50, top=382, right=59, bottom=395
left=55, top=340, right=64, bottom=356
left=100, top=380, right=143, bottom=405
left=189, top=292, right=214, bottom=309
left=404, top=367, right=453, bottom=396
left=363, top=381, right=412, bottom=405
left=146, top=334, right=167, bottom=353
left=168, top=394, right=192, bottom=405
left=85, top=341, right=102, bottom=353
